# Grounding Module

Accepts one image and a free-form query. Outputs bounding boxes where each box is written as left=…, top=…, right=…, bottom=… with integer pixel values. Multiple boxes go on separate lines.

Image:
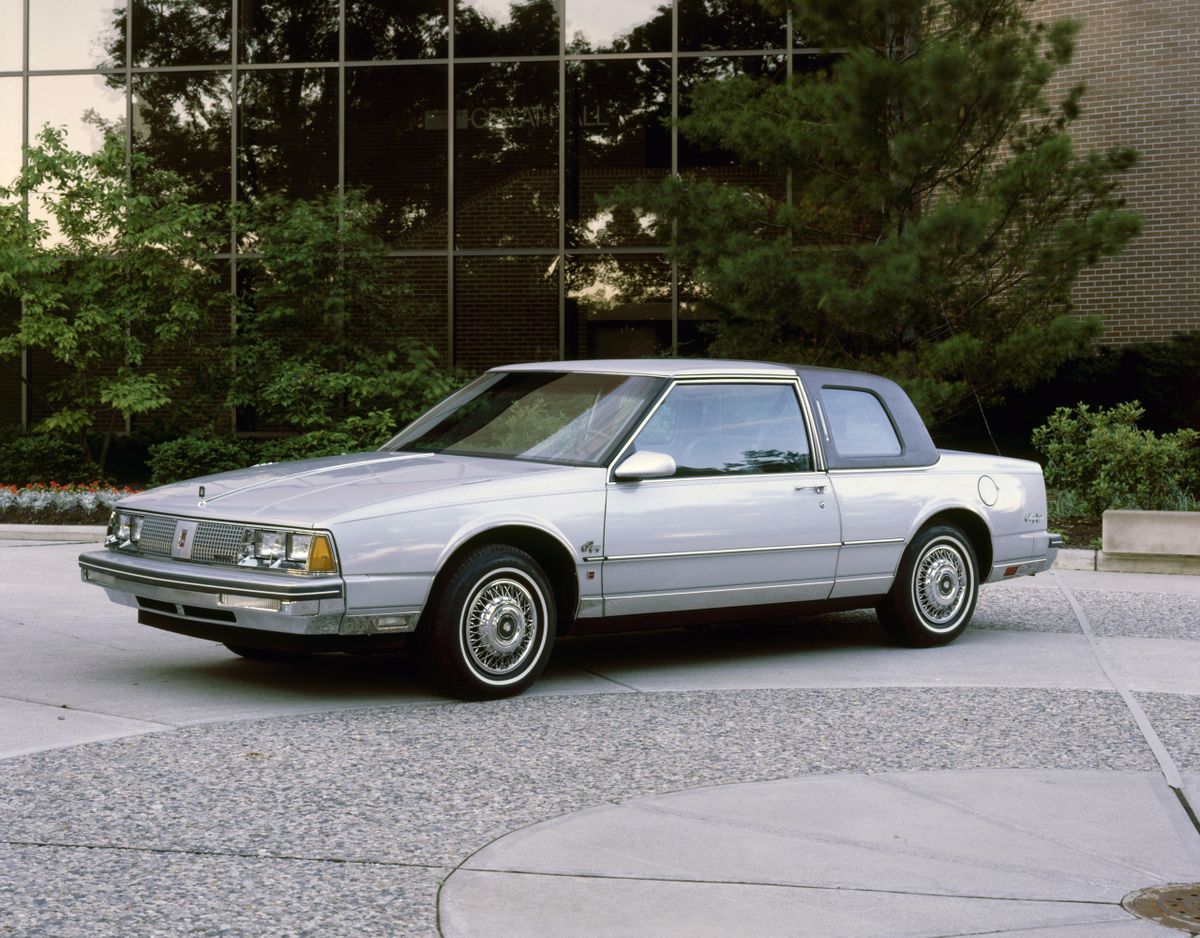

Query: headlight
left=106, top=511, right=143, bottom=550
left=237, top=528, right=337, bottom=574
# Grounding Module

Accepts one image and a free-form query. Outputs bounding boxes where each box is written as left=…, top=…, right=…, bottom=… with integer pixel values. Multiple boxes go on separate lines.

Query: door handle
left=794, top=484, right=826, bottom=494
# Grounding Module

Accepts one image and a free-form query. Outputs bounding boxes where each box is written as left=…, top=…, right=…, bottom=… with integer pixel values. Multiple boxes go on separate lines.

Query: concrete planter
left=1098, top=509, right=1200, bottom=575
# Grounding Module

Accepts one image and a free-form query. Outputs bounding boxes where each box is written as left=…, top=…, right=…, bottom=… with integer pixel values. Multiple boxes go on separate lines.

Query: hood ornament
left=198, top=484, right=207, bottom=508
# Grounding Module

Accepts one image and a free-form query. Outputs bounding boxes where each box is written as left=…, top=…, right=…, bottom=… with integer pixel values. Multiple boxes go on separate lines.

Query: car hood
left=119, top=451, right=587, bottom=526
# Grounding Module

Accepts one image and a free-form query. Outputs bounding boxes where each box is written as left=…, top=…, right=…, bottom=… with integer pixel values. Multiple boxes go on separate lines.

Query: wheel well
left=430, top=526, right=580, bottom=635
left=924, top=509, right=992, bottom=575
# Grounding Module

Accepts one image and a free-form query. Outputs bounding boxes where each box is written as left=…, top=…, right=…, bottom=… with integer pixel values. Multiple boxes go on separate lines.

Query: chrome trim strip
left=79, top=555, right=343, bottom=601
left=598, top=542, right=841, bottom=563
left=611, top=580, right=836, bottom=602
left=842, top=537, right=905, bottom=547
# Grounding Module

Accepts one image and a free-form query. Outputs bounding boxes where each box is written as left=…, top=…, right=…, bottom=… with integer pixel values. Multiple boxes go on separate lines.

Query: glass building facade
left=1, top=0, right=823, bottom=426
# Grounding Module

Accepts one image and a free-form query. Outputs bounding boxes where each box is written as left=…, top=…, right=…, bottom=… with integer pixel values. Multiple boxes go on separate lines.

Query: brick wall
left=1036, top=0, right=1200, bottom=344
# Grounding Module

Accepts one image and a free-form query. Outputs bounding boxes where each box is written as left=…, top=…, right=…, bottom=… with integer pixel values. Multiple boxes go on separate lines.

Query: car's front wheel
left=877, top=523, right=979, bottom=647
left=422, top=545, right=556, bottom=699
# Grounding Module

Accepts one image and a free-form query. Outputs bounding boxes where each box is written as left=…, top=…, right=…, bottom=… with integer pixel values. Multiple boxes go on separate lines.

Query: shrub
left=147, top=433, right=254, bottom=487
left=256, top=412, right=397, bottom=463
left=1031, top=402, right=1200, bottom=519
left=0, top=429, right=98, bottom=485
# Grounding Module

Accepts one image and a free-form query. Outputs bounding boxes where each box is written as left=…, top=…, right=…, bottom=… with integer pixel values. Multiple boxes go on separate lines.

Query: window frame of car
left=606, top=376, right=828, bottom=484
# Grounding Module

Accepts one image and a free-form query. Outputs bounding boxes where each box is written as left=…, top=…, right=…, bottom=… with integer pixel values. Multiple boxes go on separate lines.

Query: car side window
left=822, top=387, right=902, bottom=457
left=631, top=383, right=812, bottom=477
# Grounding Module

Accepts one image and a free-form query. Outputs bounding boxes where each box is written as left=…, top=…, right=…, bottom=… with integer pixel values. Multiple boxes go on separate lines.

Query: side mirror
left=614, top=450, right=676, bottom=481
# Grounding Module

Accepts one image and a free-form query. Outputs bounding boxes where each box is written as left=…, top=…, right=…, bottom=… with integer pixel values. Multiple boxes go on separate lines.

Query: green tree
left=0, top=126, right=224, bottom=470
left=622, top=0, right=1141, bottom=421
left=230, top=191, right=461, bottom=449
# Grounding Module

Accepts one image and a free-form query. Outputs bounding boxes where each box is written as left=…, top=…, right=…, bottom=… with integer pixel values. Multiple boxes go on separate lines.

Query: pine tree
left=626, top=0, right=1141, bottom=422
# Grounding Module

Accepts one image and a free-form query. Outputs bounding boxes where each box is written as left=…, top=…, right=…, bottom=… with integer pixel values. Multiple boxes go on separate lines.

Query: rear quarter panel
left=829, top=452, right=1049, bottom=594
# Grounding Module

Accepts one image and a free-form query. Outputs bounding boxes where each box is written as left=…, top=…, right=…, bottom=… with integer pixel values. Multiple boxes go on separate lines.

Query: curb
left=0, top=524, right=106, bottom=543
left=1056, top=548, right=1098, bottom=571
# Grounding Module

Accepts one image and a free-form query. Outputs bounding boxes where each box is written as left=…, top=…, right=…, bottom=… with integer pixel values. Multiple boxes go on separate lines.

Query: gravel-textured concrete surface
left=1077, top=589, right=1200, bottom=640
left=2, top=550, right=1198, bottom=937
left=1137, top=692, right=1200, bottom=772
left=971, top=583, right=1081, bottom=633
left=0, top=688, right=1160, bottom=936
left=0, top=843, right=444, bottom=937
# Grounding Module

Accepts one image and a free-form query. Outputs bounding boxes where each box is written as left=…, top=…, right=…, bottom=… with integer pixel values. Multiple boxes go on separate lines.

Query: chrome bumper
left=79, top=549, right=346, bottom=638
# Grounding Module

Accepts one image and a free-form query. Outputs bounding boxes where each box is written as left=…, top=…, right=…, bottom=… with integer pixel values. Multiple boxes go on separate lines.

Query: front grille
left=138, top=515, right=177, bottom=556
left=136, top=515, right=250, bottom=564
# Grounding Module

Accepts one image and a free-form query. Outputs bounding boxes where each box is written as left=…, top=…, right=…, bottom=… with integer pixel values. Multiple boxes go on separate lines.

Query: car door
left=600, top=379, right=841, bottom=617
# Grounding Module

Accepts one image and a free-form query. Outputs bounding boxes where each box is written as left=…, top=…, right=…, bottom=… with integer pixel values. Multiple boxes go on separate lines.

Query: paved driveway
left=0, top=539, right=1197, bottom=936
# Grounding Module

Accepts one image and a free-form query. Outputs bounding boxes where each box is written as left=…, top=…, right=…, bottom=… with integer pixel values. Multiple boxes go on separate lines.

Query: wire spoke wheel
left=913, top=544, right=968, bottom=628
left=878, top=523, right=978, bottom=647
left=463, top=576, right=539, bottom=677
left=425, top=545, right=557, bottom=699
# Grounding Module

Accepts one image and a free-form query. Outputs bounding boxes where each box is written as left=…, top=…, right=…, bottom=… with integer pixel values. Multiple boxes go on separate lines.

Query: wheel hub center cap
left=478, top=598, right=528, bottom=654
left=924, top=560, right=961, bottom=610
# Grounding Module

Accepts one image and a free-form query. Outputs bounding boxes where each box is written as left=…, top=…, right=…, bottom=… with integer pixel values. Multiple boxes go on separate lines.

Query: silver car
left=80, top=360, right=1060, bottom=698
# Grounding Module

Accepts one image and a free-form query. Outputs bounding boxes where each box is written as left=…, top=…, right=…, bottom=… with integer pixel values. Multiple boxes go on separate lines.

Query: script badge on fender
left=170, top=520, right=199, bottom=560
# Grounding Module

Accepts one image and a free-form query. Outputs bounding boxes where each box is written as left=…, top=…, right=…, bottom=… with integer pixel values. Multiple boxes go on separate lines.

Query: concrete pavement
left=0, top=539, right=1197, bottom=935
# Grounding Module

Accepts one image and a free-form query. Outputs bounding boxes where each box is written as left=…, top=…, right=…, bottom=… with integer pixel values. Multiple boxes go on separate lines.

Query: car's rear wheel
left=877, top=523, right=978, bottom=647
left=422, top=545, right=555, bottom=700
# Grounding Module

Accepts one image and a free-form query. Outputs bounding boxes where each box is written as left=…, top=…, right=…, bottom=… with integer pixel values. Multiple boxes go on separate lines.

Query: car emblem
left=171, top=520, right=199, bottom=560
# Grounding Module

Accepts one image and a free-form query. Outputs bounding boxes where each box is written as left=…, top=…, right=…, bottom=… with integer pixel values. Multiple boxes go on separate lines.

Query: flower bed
left=0, top=482, right=140, bottom=525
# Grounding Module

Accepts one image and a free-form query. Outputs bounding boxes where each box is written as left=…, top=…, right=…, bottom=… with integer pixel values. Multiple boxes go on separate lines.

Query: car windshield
left=384, top=371, right=665, bottom=466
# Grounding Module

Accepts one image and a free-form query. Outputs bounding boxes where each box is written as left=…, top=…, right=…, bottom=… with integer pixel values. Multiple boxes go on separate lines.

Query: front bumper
left=78, top=550, right=398, bottom=651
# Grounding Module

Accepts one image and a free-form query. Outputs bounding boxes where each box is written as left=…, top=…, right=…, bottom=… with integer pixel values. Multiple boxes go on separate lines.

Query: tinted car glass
left=633, top=382, right=811, bottom=476
left=389, top=371, right=664, bottom=466
left=822, top=387, right=902, bottom=456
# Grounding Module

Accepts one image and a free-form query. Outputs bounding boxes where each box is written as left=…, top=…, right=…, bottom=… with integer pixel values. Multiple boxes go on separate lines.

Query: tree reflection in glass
left=347, top=0, right=448, bottom=60
left=566, top=59, right=669, bottom=248
left=456, top=0, right=558, bottom=58
left=455, top=61, right=557, bottom=249
left=565, top=1, right=668, bottom=54
left=566, top=255, right=671, bottom=358
left=237, top=68, right=338, bottom=207
left=132, top=72, right=232, bottom=217
left=239, top=0, right=338, bottom=63
left=346, top=65, right=447, bottom=249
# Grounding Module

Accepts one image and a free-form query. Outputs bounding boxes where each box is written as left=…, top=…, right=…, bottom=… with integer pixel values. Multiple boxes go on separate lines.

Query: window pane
left=393, top=371, right=662, bottom=465
left=133, top=71, right=231, bottom=210
left=132, top=0, right=231, bottom=67
left=677, top=264, right=718, bottom=357
left=679, top=56, right=786, bottom=200
left=566, top=59, right=669, bottom=248
left=679, top=0, right=784, bottom=52
left=566, top=254, right=671, bottom=359
left=29, top=74, right=126, bottom=154
left=455, top=255, right=559, bottom=371
left=30, top=0, right=125, bottom=70
left=384, top=257, right=450, bottom=360
left=634, top=383, right=811, bottom=476
left=347, top=0, right=448, bottom=60
left=346, top=65, right=447, bottom=249
left=239, top=0, right=337, bottom=64
left=237, top=68, right=337, bottom=203
left=565, top=0, right=668, bottom=54
left=455, top=0, right=558, bottom=59
left=822, top=388, right=902, bottom=456
left=0, top=79, right=20, bottom=189
left=455, top=61, right=557, bottom=249
left=0, top=0, right=22, bottom=70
